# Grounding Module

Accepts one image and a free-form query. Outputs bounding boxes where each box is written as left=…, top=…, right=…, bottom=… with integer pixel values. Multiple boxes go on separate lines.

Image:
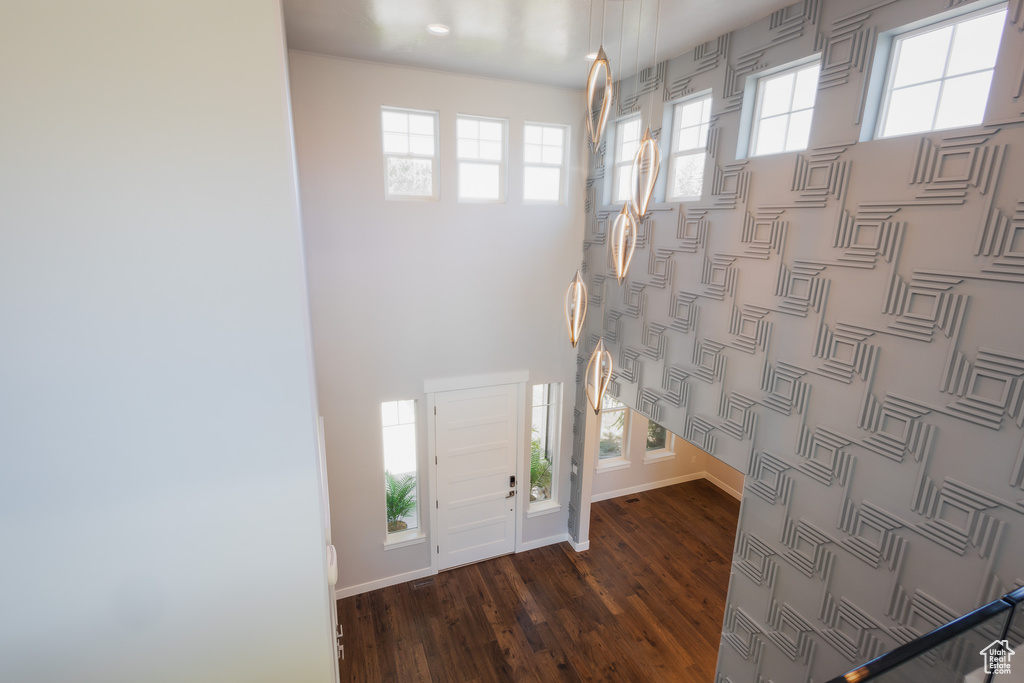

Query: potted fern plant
left=385, top=470, right=417, bottom=533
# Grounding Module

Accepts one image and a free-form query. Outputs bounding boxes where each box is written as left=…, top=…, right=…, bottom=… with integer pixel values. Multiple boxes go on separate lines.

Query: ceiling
left=282, top=0, right=797, bottom=89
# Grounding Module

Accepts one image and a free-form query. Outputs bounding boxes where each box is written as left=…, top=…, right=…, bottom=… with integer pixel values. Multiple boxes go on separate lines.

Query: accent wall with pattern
left=566, top=0, right=1024, bottom=679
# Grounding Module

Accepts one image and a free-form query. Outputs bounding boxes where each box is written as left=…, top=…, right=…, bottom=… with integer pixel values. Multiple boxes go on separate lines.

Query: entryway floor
left=337, top=479, right=741, bottom=682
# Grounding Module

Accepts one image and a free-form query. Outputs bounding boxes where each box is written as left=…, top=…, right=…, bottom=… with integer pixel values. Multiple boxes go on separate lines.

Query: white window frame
left=380, top=106, right=439, bottom=201
left=527, top=383, right=562, bottom=517
left=596, top=395, right=631, bottom=473
left=745, top=56, right=821, bottom=158
left=666, top=92, right=713, bottom=202
left=381, top=399, right=426, bottom=549
left=642, top=417, right=676, bottom=465
left=456, top=114, right=507, bottom=203
left=873, top=2, right=1008, bottom=140
left=611, top=114, right=642, bottom=205
left=523, top=122, right=569, bottom=205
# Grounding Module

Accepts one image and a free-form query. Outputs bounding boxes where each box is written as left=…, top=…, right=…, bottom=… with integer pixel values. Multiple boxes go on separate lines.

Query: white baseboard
left=518, top=532, right=569, bottom=552
left=703, top=472, right=743, bottom=500
left=590, top=472, right=704, bottom=502
left=334, top=566, right=435, bottom=600
left=335, top=533, right=572, bottom=599
left=568, top=537, right=590, bottom=552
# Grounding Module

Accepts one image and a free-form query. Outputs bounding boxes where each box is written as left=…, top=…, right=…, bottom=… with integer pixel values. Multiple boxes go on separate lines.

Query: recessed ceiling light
left=427, top=23, right=450, bottom=36
left=586, top=52, right=598, bottom=61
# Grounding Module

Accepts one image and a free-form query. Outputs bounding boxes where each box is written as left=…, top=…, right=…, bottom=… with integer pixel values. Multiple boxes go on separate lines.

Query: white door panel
left=434, top=383, right=520, bottom=571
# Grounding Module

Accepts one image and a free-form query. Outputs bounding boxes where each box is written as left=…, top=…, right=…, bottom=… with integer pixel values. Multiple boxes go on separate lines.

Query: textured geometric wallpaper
left=565, top=0, right=1024, bottom=680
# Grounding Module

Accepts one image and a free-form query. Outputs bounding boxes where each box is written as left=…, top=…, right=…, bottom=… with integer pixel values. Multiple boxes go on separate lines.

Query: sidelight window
left=597, top=395, right=629, bottom=471
left=382, top=400, right=420, bottom=541
left=530, top=383, right=562, bottom=510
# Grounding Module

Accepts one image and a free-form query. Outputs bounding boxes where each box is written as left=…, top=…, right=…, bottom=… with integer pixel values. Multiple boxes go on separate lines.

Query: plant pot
left=387, top=520, right=408, bottom=533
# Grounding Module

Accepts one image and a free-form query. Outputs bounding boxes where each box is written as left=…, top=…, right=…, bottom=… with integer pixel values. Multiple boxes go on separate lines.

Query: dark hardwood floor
left=337, top=479, right=741, bottom=682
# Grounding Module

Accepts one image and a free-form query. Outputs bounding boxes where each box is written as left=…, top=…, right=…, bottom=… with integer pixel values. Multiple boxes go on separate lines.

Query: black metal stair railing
left=826, top=586, right=1024, bottom=683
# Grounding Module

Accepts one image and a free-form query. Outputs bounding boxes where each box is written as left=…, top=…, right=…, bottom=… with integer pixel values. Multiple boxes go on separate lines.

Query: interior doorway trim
left=425, top=372, right=528, bottom=575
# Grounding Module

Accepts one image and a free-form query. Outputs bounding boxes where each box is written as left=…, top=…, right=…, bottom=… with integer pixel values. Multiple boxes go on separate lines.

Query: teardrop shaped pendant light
left=585, top=46, right=613, bottom=151
left=564, top=271, right=588, bottom=348
left=610, top=203, right=637, bottom=284
left=585, top=339, right=614, bottom=414
left=629, top=126, right=661, bottom=221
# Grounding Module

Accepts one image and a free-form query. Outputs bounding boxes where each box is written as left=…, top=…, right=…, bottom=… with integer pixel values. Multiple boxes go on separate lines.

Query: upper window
left=613, top=115, right=642, bottom=203
left=381, top=400, right=419, bottom=538
left=876, top=4, right=1007, bottom=139
left=598, top=395, right=628, bottom=463
left=381, top=107, right=438, bottom=200
left=530, top=383, right=561, bottom=506
left=667, top=94, right=712, bottom=201
left=750, top=60, right=821, bottom=157
left=457, top=115, right=506, bottom=202
left=524, top=123, right=568, bottom=203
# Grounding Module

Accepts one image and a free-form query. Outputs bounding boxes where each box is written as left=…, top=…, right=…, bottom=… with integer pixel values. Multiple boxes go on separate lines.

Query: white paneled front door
left=433, top=383, right=520, bottom=571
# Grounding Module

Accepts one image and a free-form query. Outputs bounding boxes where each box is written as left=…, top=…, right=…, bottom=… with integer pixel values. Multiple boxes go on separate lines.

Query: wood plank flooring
left=337, top=479, right=741, bottom=682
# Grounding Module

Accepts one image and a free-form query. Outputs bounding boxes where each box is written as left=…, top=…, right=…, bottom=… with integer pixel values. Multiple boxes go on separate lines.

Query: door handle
left=506, top=490, right=516, bottom=498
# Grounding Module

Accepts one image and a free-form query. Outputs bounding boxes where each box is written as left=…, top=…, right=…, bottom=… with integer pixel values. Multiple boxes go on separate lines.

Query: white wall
left=704, top=455, right=744, bottom=499
left=288, top=53, right=586, bottom=594
left=0, top=2, right=335, bottom=681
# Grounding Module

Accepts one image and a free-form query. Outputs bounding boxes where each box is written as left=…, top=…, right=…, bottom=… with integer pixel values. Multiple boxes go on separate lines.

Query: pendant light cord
left=617, top=0, right=625, bottom=106
left=650, top=0, right=661, bottom=116
left=634, top=0, right=643, bottom=115
left=602, top=0, right=607, bottom=47
left=589, top=0, right=595, bottom=53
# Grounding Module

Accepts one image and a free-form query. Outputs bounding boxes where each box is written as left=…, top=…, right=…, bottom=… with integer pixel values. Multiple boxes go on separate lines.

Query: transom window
left=381, top=107, right=438, bottom=199
left=530, top=383, right=561, bottom=506
left=877, top=4, right=1007, bottom=139
left=457, top=115, right=506, bottom=202
left=524, top=123, right=568, bottom=203
left=381, top=400, right=419, bottom=537
left=667, top=94, right=712, bottom=201
left=750, top=60, right=821, bottom=157
left=613, top=115, right=642, bottom=203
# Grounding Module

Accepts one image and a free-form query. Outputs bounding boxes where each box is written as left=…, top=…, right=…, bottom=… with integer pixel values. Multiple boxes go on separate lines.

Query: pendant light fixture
left=585, top=2, right=613, bottom=151
left=630, top=129, right=661, bottom=220
left=585, top=48, right=612, bottom=151
left=610, top=203, right=637, bottom=284
left=585, top=339, right=614, bottom=414
left=564, top=271, right=588, bottom=348
left=628, top=0, right=662, bottom=222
